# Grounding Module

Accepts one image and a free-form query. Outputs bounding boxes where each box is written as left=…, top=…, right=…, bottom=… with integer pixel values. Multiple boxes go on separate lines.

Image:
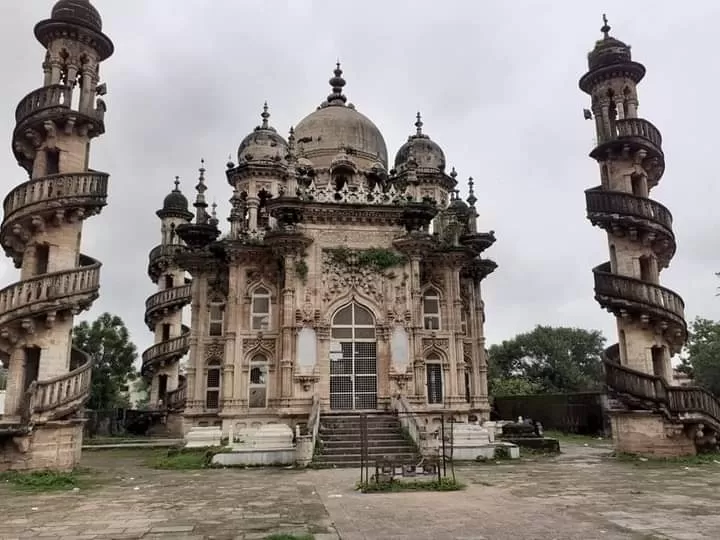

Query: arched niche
left=390, top=324, right=410, bottom=373
left=296, top=326, right=317, bottom=375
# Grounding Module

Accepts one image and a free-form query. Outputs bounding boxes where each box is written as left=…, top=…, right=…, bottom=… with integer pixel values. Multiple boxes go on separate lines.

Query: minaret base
left=0, top=419, right=85, bottom=472
left=610, top=410, right=696, bottom=457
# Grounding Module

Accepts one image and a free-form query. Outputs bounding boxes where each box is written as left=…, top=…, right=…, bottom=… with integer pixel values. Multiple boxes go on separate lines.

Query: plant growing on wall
left=324, top=247, right=407, bottom=272
left=294, top=259, right=309, bottom=283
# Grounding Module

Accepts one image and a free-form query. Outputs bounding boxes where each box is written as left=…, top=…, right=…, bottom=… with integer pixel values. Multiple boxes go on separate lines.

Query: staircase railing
left=604, top=358, right=720, bottom=430
left=166, top=384, right=187, bottom=411
left=308, top=393, right=321, bottom=449
left=391, top=393, right=424, bottom=449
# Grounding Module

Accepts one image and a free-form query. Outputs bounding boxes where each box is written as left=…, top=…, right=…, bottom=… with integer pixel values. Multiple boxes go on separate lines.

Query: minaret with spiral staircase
left=582, top=17, right=720, bottom=456
left=0, top=0, right=113, bottom=470
left=143, top=177, right=193, bottom=414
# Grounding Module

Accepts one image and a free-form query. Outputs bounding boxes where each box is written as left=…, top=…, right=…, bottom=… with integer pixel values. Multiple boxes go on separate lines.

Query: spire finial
left=261, top=101, right=270, bottom=129
left=194, top=158, right=209, bottom=224
left=327, top=61, right=347, bottom=104
left=173, top=176, right=180, bottom=192
left=450, top=166, right=458, bottom=181
left=601, top=13, right=611, bottom=38
left=415, top=112, right=423, bottom=136
left=467, top=176, right=477, bottom=207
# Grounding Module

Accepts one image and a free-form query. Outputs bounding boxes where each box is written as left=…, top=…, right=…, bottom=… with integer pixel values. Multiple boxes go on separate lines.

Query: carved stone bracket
left=294, top=373, right=320, bottom=391
left=389, top=371, right=413, bottom=390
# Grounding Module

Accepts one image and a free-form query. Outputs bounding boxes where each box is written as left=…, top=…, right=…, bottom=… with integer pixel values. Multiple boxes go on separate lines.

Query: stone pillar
left=409, top=256, right=424, bottom=399
left=376, top=324, right=390, bottom=401
left=4, top=347, right=26, bottom=418
left=280, top=255, right=295, bottom=401
left=316, top=325, right=331, bottom=409
left=247, top=198, right=259, bottom=232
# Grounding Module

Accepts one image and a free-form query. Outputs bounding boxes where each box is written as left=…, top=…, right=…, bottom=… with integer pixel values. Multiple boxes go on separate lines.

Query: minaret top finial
left=173, top=176, right=180, bottom=192
left=467, top=177, right=477, bottom=207
left=601, top=13, right=611, bottom=39
left=261, top=101, right=270, bottom=129
left=327, top=61, right=348, bottom=105
left=415, top=112, right=423, bottom=136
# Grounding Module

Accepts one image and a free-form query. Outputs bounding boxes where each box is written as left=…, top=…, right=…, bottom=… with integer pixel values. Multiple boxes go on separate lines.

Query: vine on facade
left=324, top=247, right=407, bottom=272
left=294, top=259, right=309, bottom=282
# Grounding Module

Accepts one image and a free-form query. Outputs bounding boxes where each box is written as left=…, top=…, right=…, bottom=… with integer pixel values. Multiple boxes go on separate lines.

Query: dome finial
left=194, top=158, right=209, bottom=224
left=415, top=112, right=423, bottom=136
left=601, top=13, right=611, bottom=39
left=327, top=61, right=347, bottom=105
left=261, top=101, right=270, bottom=129
left=173, top=176, right=180, bottom=192
left=467, top=177, right=477, bottom=207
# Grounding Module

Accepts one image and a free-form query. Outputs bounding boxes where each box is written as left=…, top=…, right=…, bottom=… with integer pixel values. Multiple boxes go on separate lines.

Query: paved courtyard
left=1, top=441, right=719, bottom=539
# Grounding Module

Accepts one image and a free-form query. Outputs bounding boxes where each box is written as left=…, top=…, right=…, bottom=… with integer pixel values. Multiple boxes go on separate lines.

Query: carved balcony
left=1, top=172, right=109, bottom=263
left=0, top=256, right=101, bottom=333
left=593, top=264, right=686, bottom=341
left=585, top=188, right=675, bottom=265
left=141, top=326, right=190, bottom=375
left=166, top=384, right=187, bottom=411
left=147, top=243, right=186, bottom=283
left=591, top=118, right=663, bottom=162
left=27, top=347, right=93, bottom=422
left=144, top=284, right=192, bottom=330
left=14, top=84, right=71, bottom=125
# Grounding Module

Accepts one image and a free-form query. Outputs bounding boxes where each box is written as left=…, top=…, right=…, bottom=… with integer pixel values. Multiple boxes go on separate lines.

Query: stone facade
left=168, top=70, right=497, bottom=436
left=0, top=0, right=113, bottom=470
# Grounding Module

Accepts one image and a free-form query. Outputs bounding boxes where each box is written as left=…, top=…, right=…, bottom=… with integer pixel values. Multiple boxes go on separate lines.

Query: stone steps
left=313, top=412, right=419, bottom=468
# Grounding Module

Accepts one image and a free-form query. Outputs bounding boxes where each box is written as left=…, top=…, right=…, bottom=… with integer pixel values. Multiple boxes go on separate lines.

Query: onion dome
left=157, top=177, right=193, bottom=220
left=394, top=113, right=446, bottom=173
left=237, top=103, right=288, bottom=164
left=294, top=63, right=388, bottom=169
left=447, top=190, right=470, bottom=216
left=588, top=15, right=632, bottom=70
left=50, top=0, right=102, bottom=32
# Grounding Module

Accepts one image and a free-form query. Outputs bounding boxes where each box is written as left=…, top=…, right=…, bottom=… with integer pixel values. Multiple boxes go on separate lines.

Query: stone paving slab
left=1, top=443, right=719, bottom=539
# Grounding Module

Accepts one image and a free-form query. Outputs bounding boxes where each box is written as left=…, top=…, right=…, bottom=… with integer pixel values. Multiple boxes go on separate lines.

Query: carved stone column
left=4, top=347, right=26, bottom=418
left=280, top=255, right=296, bottom=401
left=376, top=323, right=391, bottom=402
left=316, top=324, right=331, bottom=409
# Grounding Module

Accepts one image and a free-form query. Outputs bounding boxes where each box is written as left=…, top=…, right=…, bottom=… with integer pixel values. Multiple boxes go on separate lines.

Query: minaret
left=0, top=1, right=113, bottom=470
left=143, top=178, right=193, bottom=409
left=581, top=18, right=690, bottom=454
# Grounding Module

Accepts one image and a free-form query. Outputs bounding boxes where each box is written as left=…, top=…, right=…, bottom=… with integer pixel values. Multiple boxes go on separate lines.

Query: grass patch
left=264, top=535, right=314, bottom=540
left=150, top=447, right=219, bottom=470
left=0, top=469, right=98, bottom=493
left=357, top=477, right=464, bottom=493
left=613, top=451, right=720, bottom=467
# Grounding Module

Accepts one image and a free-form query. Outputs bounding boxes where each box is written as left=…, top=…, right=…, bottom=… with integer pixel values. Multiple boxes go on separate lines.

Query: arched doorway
left=330, top=302, right=377, bottom=410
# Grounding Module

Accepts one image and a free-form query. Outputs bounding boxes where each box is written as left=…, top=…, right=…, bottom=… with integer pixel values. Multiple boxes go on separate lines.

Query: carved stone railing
left=0, top=258, right=101, bottom=326
left=145, top=284, right=191, bottom=327
left=308, top=393, right=321, bottom=448
left=604, top=358, right=720, bottom=431
left=391, top=394, right=426, bottom=454
left=15, top=84, right=71, bottom=124
left=2, top=172, right=109, bottom=227
left=298, top=179, right=410, bottom=205
left=31, top=349, right=92, bottom=415
left=599, top=118, right=663, bottom=151
left=141, top=327, right=190, bottom=372
left=147, top=244, right=187, bottom=282
left=166, top=384, right=187, bottom=411
left=593, top=264, right=685, bottom=326
left=585, top=188, right=673, bottom=234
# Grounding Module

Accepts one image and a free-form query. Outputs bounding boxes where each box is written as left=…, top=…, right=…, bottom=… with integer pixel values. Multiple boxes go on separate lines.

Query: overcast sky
left=2, top=1, right=719, bottom=368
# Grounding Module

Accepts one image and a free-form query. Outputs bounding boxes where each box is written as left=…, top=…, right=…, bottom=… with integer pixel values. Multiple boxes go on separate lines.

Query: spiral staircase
left=142, top=244, right=191, bottom=411
left=581, top=22, right=720, bottom=448
left=0, top=86, right=107, bottom=433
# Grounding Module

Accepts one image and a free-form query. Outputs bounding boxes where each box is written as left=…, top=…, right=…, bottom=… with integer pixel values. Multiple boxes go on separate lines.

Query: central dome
left=294, top=64, right=388, bottom=170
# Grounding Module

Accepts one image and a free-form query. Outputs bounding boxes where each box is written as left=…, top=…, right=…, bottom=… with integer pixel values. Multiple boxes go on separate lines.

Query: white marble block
left=184, top=426, right=223, bottom=448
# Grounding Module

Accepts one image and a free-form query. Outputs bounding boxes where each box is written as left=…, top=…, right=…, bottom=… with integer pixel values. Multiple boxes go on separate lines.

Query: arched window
left=249, top=354, right=268, bottom=409
left=206, top=359, right=222, bottom=409
left=423, top=289, right=441, bottom=330
left=251, top=287, right=271, bottom=330
left=330, top=303, right=377, bottom=410
left=426, top=353, right=443, bottom=405
left=209, top=303, right=224, bottom=336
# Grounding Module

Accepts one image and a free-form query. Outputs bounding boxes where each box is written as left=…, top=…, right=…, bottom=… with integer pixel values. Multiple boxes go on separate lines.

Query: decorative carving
left=243, top=336, right=276, bottom=356
left=389, top=371, right=413, bottom=390
left=207, top=267, right=229, bottom=302
left=422, top=337, right=449, bottom=352
left=294, top=373, right=320, bottom=391
left=321, top=249, right=396, bottom=304
left=205, top=340, right=225, bottom=360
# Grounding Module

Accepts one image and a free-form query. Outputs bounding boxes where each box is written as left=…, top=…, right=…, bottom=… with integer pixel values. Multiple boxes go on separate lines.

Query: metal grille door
left=427, top=363, right=443, bottom=404
left=330, top=303, right=378, bottom=410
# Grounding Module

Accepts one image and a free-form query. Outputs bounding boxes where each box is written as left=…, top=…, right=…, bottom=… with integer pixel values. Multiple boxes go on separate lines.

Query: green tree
left=679, top=317, right=720, bottom=395
left=72, top=313, right=138, bottom=410
left=488, top=325, right=605, bottom=396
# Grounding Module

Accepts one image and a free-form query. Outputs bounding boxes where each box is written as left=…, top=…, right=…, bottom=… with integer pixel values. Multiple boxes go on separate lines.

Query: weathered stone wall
left=610, top=412, right=696, bottom=457
left=0, top=420, right=84, bottom=472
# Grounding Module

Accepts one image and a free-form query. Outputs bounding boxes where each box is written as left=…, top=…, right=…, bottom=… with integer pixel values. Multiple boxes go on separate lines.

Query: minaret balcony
left=141, top=328, right=190, bottom=375
left=144, top=284, right=192, bottom=330
left=593, top=263, right=686, bottom=340
left=1, top=171, right=109, bottom=262
left=147, top=244, right=187, bottom=283
left=591, top=118, right=663, bottom=160
left=14, top=84, right=105, bottom=130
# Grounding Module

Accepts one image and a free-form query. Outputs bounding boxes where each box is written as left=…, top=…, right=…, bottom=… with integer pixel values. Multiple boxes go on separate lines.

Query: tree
left=73, top=313, right=138, bottom=410
left=488, top=325, right=605, bottom=396
left=679, top=317, right=720, bottom=395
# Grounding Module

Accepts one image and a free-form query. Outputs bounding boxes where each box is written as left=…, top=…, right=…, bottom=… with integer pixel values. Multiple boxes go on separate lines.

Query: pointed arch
left=421, top=287, right=441, bottom=330
left=250, top=284, right=272, bottom=331
left=325, top=292, right=383, bottom=325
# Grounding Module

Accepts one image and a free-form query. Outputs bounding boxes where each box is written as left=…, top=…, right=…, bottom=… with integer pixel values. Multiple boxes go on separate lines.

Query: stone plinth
left=184, top=426, right=222, bottom=448
left=212, top=424, right=296, bottom=467
left=451, top=422, right=520, bottom=460
left=610, top=411, right=696, bottom=457
left=0, top=420, right=84, bottom=472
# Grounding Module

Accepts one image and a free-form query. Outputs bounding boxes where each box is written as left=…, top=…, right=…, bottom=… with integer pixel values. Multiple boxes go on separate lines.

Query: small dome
left=294, top=64, right=388, bottom=169
left=394, top=113, right=446, bottom=172
left=157, top=178, right=193, bottom=220
left=51, top=0, right=102, bottom=32
left=237, top=103, right=288, bottom=164
left=587, top=17, right=632, bottom=70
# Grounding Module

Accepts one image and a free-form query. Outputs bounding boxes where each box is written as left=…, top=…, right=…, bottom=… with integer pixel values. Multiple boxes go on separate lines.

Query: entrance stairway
left=313, top=412, right=419, bottom=468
